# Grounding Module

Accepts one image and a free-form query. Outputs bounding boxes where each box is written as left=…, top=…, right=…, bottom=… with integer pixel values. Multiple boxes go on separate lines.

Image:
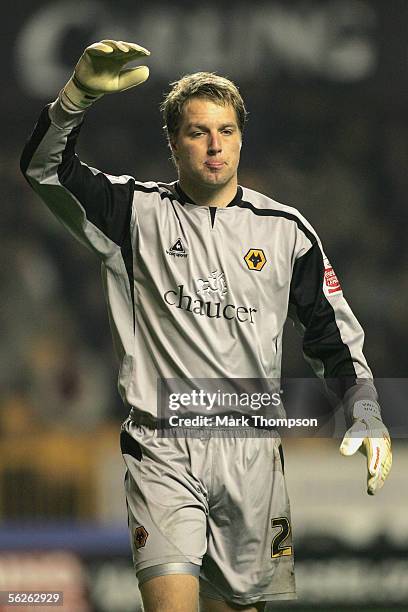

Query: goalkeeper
left=21, top=40, right=392, bottom=611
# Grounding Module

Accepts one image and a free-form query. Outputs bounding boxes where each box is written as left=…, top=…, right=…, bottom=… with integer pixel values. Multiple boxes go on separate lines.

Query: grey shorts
left=120, top=417, right=296, bottom=606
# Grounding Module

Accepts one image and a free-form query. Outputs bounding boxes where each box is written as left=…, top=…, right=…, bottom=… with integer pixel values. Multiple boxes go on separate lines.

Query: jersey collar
left=175, top=181, right=243, bottom=208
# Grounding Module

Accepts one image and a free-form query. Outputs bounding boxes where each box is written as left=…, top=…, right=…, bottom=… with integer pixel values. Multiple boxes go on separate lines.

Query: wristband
left=60, top=75, right=103, bottom=112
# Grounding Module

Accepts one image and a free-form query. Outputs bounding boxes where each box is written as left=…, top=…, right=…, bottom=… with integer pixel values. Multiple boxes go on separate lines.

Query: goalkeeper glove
left=60, top=39, right=150, bottom=112
left=339, top=400, right=392, bottom=495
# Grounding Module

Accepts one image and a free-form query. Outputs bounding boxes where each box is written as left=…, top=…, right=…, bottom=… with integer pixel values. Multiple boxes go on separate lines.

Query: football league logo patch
left=244, top=248, right=267, bottom=271
left=323, top=258, right=342, bottom=295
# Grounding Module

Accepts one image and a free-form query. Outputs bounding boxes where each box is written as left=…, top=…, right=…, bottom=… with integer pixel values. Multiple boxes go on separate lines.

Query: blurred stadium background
left=1, top=0, right=408, bottom=610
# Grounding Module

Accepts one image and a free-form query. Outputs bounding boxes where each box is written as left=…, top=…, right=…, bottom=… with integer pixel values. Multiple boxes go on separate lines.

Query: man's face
left=171, top=97, right=242, bottom=191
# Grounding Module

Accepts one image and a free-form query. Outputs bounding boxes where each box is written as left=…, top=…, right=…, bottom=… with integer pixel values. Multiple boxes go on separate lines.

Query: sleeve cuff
left=48, top=97, right=87, bottom=130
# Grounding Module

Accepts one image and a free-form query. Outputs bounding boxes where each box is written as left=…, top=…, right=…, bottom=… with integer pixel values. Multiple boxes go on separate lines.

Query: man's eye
left=222, top=130, right=233, bottom=135
left=191, top=132, right=204, bottom=137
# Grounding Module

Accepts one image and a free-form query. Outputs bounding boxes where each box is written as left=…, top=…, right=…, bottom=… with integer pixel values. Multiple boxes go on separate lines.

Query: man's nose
left=207, top=132, right=222, bottom=154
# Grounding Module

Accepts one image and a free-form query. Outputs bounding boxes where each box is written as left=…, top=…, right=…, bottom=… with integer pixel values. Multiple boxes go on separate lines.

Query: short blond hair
left=160, top=71, right=248, bottom=144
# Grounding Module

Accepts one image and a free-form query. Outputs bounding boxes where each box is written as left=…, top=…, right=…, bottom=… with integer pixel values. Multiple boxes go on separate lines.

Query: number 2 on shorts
left=271, top=517, right=293, bottom=558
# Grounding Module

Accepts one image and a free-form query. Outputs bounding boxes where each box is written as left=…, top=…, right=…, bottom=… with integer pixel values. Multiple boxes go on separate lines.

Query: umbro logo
left=166, top=237, right=188, bottom=258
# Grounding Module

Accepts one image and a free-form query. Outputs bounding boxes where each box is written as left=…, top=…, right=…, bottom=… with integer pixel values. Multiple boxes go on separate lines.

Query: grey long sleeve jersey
left=21, top=99, right=378, bottom=423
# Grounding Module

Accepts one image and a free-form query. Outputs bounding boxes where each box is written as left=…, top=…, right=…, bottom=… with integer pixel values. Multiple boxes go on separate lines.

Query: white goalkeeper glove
left=60, top=39, right=150, bottom=112
left=339, top=400, right=392, bottom=495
